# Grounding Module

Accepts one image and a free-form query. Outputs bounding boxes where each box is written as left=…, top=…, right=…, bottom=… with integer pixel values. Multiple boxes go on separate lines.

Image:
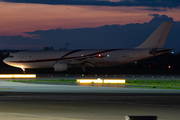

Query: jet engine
left=53, top=62, right=69, bottom=71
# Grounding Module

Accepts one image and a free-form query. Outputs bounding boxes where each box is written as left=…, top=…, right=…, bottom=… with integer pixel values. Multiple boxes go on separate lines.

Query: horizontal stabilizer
left=149, top=49, right=173, bottom=55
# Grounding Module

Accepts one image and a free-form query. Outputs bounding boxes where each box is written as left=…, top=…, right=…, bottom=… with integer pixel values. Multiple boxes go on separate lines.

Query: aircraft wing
left=57, top=54, right=106, bottom=67
left=53, top=49, right=117, bottom=71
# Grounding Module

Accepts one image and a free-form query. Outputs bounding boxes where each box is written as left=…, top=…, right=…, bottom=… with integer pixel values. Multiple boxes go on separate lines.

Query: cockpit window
left=9, top=55, right=14, bottom=58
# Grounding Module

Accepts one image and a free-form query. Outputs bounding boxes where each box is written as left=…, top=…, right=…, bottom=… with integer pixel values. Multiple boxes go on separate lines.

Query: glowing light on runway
left=104, top=79, right=125, bottom=83
left=77, top=78, right=103, bottom=83
left=77, top=78, right=125, bottom=83
left=0, top=74, right=36, bottom=78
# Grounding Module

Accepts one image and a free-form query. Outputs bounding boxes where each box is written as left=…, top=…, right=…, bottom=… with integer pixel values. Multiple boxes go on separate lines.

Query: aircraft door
left=19, top=53, right=24, bottom=61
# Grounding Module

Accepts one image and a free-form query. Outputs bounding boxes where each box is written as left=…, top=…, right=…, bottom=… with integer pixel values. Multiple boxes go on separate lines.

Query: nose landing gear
left=21, top=67, right=26, bottom=74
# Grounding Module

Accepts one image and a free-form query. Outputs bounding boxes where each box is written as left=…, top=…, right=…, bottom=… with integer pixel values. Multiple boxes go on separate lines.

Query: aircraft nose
left=3, top=58, right=8, bottom=64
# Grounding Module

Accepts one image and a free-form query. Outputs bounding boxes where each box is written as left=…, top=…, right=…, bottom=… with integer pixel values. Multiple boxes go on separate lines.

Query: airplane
left=3, top=22, right=173, bottom=73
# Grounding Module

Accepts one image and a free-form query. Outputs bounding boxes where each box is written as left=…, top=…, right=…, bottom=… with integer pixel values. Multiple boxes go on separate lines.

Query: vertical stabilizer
left=135, top=22, right=173, bottom=49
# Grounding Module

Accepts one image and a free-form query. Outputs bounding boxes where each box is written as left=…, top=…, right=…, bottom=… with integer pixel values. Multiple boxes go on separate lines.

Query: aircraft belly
left=22, top=61, right=54, bottom=68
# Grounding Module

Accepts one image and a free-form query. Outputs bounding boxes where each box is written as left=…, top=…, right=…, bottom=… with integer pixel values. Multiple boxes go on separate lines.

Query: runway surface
left=1, top=80, right=180, bottom=93
left=1, top=93, right=180, bottom=120
left=1, top=75, right=180, bottom=120
left=0, top=100, right=180, bottom=120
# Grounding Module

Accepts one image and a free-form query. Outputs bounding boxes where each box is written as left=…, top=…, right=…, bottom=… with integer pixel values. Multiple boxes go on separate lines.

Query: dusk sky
left=0, top=0, right=180, bottom=51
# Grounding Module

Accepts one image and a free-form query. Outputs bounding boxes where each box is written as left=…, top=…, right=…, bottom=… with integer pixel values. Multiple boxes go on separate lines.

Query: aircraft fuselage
left=3, top=49, right=155, bottom=69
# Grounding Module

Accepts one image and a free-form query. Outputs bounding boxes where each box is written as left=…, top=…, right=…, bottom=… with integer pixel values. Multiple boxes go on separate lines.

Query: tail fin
left=135, top=21, right=173, bottom=49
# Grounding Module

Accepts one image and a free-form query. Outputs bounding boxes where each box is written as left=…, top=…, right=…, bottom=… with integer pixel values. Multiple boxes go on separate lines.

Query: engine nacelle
left=53, top=62, right=68, bottom=71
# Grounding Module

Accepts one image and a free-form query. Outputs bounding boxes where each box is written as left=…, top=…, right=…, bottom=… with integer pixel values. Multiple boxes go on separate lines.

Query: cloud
left=0, top=14, right=180, bottom=51
left=148, top=14, right=173, bottom=24
left=149, top=14, right=160, bottom=17
left=139, top=8, right=167, bottom=11
left=25, top=14, right=178, bottom=50
left=2, top=0, right=180, bottom=8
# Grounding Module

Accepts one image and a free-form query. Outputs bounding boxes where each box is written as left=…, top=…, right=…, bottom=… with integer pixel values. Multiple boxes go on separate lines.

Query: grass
left=8, top=79, right=180, bottom=89
left=132, top=87, right=180, bottom=89
left=8, top=79, right=76, bottom=83
left=125, top=79, right=180, bottom=87
left=0, top=88, right=13, bottom=89
left=125, top=79, right=180, bottom=89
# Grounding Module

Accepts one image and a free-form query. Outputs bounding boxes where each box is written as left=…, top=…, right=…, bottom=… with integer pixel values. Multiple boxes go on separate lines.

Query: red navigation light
left=168, top=66, right=171, bottom=69
left=149, top=64, right=151, bottom=68
left=98, top=54, right=101, bottom=57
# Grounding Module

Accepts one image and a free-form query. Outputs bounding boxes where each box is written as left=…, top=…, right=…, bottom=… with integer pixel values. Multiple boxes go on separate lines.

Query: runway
left=0, top=100, right=180, bottom=120
left=1, top=80, right=180, bottom=93
left=1, top=75, right=180, bottom=120
left=1, top=93, right=180, bottom=120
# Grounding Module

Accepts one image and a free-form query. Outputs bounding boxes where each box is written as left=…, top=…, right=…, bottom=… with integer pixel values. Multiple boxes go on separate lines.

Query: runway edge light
left=76, top=78, right=125, bottom=84
left=104, top=79, right=125, bottom=83
left=0, top=74, right=36, bottom=78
